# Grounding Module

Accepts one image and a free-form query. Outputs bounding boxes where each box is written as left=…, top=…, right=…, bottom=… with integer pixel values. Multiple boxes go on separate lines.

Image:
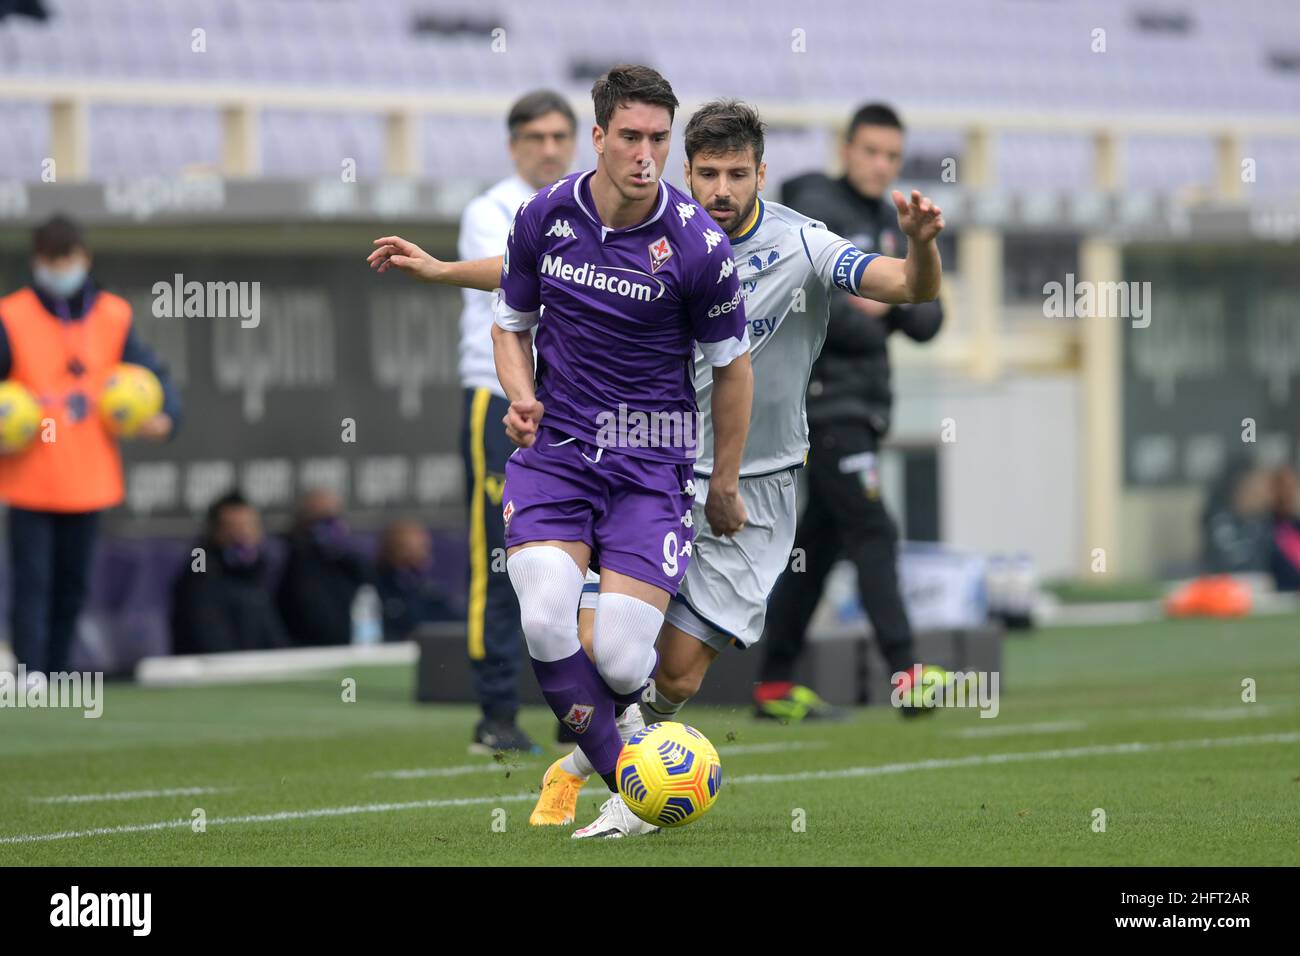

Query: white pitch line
left=1118, top=702, right=1294, bottom=722
left=947, top=720, right=1088, bottom=739
left=1172, top=705, right=1278, bottom=722
left=728, top=732, right=1300, bottom=784
left=4, top=731, right=1295, bottom=846
left=716, top=741, right=829, bottom=755
left=30, top=786, right=235, bottom=805
left=0, top=793, right=537, bottom=846
left=369, top=763, right=539, bottom=780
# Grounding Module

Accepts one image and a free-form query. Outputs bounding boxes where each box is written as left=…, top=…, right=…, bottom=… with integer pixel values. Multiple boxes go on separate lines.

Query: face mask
left=33, top=264, right=88, bottom=300
left=393, top=560, right=433, bottom=591
left=310, top=515, right=351, bottom=555
left=222, top=542, right=261, bottom=569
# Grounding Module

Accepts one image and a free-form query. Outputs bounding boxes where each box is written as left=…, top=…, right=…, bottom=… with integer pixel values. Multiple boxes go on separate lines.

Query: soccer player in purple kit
left=369, top=65, right=754, bottom=796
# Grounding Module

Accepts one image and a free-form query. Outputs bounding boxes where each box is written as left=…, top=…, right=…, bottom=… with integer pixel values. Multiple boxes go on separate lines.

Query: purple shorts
left=503, top=425, right=696, bottom=594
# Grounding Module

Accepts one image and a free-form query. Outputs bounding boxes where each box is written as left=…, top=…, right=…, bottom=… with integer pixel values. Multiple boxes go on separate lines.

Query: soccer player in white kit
left=556, top=99, right=946, bottom=836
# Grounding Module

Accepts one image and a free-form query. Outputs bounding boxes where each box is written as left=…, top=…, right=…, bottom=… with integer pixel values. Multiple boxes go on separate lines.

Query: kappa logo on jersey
left=502, top=500, right=515, bottom=526
left=562, top=703, right=594, bottom=734
left=546, top=219, right=577, bottom=239
left=502, top=246, right=510, bottom=275
left=702, top=229, right=724, bottom=254
left=676, top=202, right=697, bottom=227
left=648, top=236, right=673, bottom=273
left=717, top=257, right=735, bottom=284
left=511, top=194, right=537, bottom=239
left=514, top=192, right=537, bottom=239
left=547, top=177, right=570, bottom=198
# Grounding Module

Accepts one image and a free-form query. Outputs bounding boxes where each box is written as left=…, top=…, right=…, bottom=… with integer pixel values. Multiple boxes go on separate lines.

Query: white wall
left=890, top=371, right=1084, bottom=580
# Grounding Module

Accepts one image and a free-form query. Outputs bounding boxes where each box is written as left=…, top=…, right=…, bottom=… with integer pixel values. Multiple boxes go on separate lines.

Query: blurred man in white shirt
left=458, top=91, right=577, bottom=754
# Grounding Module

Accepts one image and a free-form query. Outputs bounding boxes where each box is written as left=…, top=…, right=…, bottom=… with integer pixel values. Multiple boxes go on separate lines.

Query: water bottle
left=351, top=584, right=383, bottom=646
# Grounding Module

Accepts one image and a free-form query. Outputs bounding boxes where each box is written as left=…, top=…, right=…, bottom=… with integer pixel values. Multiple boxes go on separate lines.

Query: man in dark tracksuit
left=756, top=104, right=943, bottom=720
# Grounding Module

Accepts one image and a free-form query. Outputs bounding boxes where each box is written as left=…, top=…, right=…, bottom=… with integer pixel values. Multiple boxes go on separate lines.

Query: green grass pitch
left=3, top=613, right=1298, bottom=866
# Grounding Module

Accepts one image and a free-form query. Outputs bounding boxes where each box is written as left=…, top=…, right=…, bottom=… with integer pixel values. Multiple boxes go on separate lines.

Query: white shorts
left=579, top=469, right=798, bottom=654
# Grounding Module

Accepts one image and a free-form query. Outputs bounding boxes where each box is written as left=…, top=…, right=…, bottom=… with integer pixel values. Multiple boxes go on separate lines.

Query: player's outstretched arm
left=704, top=351, right=753, bottom=537
left=857, top=189, right=944, bottom=304
left=491, top=323, right=541, bottom=447
left=368, top=236, right=502, bottom=293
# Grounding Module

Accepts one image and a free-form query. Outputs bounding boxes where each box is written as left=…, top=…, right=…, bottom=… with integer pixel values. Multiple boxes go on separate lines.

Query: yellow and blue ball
left=99, top=363, right=163, bottom=437
left=616, top=722, right=723, bottom=828
left=0, top=379, right=42, bottom=454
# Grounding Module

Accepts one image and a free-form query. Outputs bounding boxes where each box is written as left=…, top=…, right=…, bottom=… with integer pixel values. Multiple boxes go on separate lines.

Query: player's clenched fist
left=503, top=398, right=544, bottom=448
left=704, top=483, right=747, bottom=537
left=367, top=235, right=446, bottom=281
left=892, top=189, right=945, bottom=243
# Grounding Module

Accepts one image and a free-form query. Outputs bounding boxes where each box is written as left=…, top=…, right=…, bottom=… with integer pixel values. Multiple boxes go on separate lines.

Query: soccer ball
left=616, top=722, right=723, bottom=828
left=0, top=379, right=41, bottom=454
left=99, top=363, right=163, bottom=437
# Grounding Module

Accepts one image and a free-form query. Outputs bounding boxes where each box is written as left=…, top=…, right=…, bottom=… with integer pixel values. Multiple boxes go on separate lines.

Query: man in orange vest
left=0, top=214, right=181, bottom=681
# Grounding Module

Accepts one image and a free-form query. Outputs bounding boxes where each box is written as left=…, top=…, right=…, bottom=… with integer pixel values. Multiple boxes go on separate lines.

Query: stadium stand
left=2, top=0, right=1300, bottom=190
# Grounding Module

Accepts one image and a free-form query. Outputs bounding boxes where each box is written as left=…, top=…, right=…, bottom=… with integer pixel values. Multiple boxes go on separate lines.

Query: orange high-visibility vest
left=0, top=286, right=130, bottom=512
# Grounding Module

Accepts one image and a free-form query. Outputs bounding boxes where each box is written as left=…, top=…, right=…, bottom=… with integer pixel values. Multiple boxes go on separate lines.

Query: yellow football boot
left=529, top=756, right=586, bottom=826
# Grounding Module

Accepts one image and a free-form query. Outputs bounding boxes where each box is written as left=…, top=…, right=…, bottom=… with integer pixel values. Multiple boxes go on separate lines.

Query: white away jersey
left=692, top=198, right=878, bottom=477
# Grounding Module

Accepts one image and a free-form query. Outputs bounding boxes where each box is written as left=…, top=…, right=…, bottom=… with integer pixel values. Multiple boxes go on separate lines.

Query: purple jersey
left=494, top=170, right=749, bottom=464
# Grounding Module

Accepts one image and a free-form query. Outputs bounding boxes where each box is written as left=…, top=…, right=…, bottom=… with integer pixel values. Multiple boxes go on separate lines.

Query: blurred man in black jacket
left=172, top=490, right=287, bottom=655
left=277, top=489, right=371, bottom=646
left=375, top=518, right=457, bottom=641
left=757, top=103, right=944, bottom=720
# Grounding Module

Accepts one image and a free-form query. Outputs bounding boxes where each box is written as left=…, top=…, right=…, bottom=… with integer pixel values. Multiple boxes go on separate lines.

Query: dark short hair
left=846, top=102, right=904, bottom=141
left=507, top=89, right=577, bottom=137
left=684, top=99, right=766, bottom=167
left=591, top=64, right=678, bottom=131
left=206, top=490, right=251, bottom=533
left=32, top=214, right=85, bottom=258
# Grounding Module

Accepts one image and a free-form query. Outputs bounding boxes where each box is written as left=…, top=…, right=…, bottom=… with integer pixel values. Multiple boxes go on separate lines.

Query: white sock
left=592, top=592, right=662, bottom=696
left=562, top=747, right=594, bottom=778
left=640, top=684, right=685, bottom=726
left=505, top=546, right=585, bottom=662
left=564, top=705, right=645, bottom=780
